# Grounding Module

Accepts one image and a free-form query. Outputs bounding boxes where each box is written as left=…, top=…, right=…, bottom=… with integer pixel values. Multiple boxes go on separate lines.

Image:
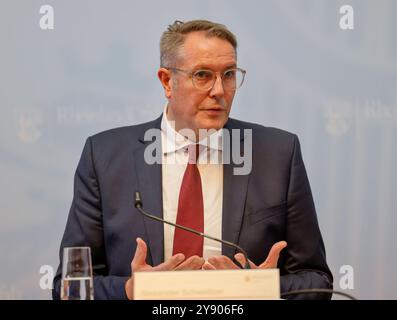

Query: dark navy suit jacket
left=53, top=115, right=333, bottom=299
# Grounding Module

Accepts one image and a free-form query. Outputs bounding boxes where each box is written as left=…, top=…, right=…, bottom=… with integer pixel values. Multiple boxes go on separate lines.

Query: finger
left=202, top=261, right=216, bottom=270
left=175, top=256, right=205, bottom=270
left=260, top=241, right=287, bottom=268
left=208, top=255, right=240, bottom=270
left=234, top=253, right=257, bottom=269
left=131, top=237, right=148, bottom=271
left=155, top=253, right=185, bottom=271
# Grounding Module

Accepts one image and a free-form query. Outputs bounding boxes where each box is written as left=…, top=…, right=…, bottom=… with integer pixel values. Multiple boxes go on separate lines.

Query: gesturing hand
left=202, top=241, right=287, bottom=270
left=125, top=238, right=205, bottom=299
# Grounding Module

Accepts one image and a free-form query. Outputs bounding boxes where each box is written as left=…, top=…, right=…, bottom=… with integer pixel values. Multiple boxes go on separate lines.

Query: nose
left=209, top=74, right=225, bottom=98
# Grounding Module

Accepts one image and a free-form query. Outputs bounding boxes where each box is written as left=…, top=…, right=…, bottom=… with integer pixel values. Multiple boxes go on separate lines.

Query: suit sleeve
left=280, top=135, right=333, bottom=299
left=52, top=137, right=129, bottom=300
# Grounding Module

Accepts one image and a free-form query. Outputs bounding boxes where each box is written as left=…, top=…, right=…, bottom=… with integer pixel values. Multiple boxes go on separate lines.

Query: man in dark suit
left=53, top=19, right=332, bottom=300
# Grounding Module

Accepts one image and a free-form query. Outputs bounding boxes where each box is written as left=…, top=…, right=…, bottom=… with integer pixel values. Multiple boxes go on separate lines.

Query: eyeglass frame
left=165, top=67, right=247, bottom=91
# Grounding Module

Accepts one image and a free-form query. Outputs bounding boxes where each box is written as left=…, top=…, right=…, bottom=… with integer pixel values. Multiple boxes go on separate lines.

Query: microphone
left=134, top=191, right=251, bottom=269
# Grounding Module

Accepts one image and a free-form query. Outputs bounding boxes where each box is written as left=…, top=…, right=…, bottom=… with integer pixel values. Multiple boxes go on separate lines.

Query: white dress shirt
left=161, top=106, right=223, bottom=261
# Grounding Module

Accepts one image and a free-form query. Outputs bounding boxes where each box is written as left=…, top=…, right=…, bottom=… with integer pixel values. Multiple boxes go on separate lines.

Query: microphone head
left=134, top=191, right=143, bottom=208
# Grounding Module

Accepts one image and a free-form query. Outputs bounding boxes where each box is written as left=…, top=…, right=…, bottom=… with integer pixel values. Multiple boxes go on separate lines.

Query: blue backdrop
left=0, top=0, right=396, bottom=299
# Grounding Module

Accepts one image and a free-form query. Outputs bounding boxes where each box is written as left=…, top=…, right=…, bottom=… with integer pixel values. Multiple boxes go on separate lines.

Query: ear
left=158, top=68, right=173, bottom=99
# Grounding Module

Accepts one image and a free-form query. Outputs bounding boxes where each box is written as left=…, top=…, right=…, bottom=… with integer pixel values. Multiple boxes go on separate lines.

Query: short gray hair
left=160, top=19, right=238, bottom=67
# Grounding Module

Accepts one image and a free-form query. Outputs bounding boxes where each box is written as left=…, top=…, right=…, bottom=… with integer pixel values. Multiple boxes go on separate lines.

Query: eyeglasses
left=166, top=67, right=246, bottom=91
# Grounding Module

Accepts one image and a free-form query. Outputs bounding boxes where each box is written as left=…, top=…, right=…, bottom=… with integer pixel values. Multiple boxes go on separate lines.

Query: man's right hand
left=125, top=237, right=205, bottom=299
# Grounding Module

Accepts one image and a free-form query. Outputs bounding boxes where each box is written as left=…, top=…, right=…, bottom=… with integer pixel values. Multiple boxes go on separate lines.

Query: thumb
left=260, top=241, right=287, bottom=269
left=131, top=237, right=148, bottom=271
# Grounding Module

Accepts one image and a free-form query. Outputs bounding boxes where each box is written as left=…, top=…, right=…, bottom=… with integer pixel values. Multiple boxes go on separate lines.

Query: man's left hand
left=202, top=241, right=287, bottom=270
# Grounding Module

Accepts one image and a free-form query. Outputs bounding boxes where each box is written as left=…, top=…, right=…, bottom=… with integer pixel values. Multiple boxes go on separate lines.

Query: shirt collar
left=161, top=105, right=224, bottom=155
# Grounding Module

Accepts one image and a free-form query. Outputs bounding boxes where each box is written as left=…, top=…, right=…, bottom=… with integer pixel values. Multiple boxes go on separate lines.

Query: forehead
left=178, top=31, right=236, bottom=69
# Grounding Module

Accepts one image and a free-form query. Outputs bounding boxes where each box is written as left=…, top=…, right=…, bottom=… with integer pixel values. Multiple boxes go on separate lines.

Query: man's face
left=162, top=32, right=237, bottom=136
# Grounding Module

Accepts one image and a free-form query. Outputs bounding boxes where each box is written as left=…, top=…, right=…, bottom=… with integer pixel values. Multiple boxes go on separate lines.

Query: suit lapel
left=133, top=116, right=164, bottom=266
left=222, top=120, right=250, bottom=258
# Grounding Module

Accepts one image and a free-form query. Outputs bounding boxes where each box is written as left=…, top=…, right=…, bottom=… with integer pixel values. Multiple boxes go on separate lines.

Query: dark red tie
left=172, top=144, right=204, bottom=258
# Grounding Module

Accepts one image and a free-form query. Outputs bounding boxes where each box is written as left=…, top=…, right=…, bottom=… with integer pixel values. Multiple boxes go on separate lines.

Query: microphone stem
left=135, top=204, right=251, bottom=269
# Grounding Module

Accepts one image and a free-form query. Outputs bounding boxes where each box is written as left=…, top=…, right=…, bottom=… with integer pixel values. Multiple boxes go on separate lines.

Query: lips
left=200, top=106, right=225, bottom=111
left=201, top=109, right=225, bottom=117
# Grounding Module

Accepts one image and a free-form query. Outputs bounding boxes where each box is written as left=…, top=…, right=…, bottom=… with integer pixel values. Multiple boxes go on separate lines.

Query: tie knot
left=187, top=144, right=200, bottom=164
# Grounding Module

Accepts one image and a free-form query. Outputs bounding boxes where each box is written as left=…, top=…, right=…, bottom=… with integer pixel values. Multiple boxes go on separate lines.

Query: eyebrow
left=224, top=64, right=237, bottom=69
left=193, top=64, right=237, bottom=71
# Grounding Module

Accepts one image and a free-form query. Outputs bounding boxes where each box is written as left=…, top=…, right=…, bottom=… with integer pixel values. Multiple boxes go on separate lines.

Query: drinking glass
left=61, top=247, right=94, bottom=300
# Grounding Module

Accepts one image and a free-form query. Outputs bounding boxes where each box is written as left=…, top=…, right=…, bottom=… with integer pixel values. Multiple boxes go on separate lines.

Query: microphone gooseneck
left=134, top=191, right=251, bottom=269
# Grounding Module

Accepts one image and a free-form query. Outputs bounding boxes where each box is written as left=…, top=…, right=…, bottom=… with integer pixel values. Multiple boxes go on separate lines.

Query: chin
left=199, top=120, right=226, bottom=131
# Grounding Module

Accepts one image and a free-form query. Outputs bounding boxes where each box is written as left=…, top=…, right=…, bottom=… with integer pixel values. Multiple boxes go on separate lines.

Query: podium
left=134, top=269, right=280, bottom=300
